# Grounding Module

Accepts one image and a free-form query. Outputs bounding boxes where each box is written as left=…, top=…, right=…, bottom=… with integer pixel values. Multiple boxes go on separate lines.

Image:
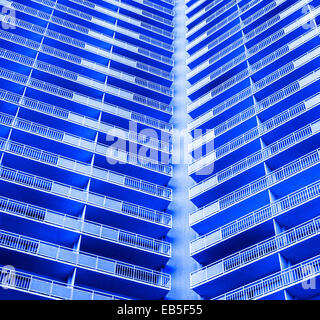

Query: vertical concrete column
left=164, top=0, right=200, bottom=300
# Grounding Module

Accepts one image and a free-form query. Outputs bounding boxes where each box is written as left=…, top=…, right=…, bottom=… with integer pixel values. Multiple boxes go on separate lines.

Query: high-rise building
left=0, top=0, right=319, bottom=300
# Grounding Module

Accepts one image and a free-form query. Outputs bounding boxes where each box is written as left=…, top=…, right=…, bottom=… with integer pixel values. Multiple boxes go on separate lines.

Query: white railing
left=191, top=180, right=320, bottom=255
left=188, top=5, right=319, bottom=81
left=0, top=138, right=172, bottom=200
left=191, top=215, right=320, bottom=286
left=0, top=196, right=171, bottom=256
left=189, top=67, right=320, bottom=173
left=214, top=254, right=320, bottom=300
left=0, top=265, right=128, bottom=300
left=190, top=144, right=320, bottom=225
left=0, top=229, right=171, bottom=288
left=0, top=165, right=172, bottom=227
left=11, top=0, right=173, bottom=52
left=0, top=112, right=172, bottom=175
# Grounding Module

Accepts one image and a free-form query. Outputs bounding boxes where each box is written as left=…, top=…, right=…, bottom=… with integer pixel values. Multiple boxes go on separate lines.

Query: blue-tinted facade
left=0, top=0, right=319, bottom=300
left=188, top=0, right=320, bottom=300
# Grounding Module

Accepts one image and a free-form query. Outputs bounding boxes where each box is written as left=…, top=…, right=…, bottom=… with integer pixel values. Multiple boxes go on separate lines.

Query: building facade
left=0, top=0, right=319, bottom=300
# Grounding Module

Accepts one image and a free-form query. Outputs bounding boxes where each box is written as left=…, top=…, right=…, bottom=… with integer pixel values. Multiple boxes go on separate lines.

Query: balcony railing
left=0, top=77, right=172, bottom=135
left=214, top=254, right=320, bottom=300
left=0, top=196, right=171, bottom=256
left=188, top=6, right=319, bottom=81
left=69, top=0, right=173, bottom=32
left=187, top=0, right=305, bottom=64
left=191, top=179, right=320, bottom=255
left=71, top=0, right=174, bottom=26
left=189, top=94, right=320, bottom=189
left=0, top=24, right=173, bottom=80
left=0, top=265, right=128, bottom=300
left=0, top=113, right=173, bottom=175
left=0, top=65, right=172, bottom=117
left=0, top=138, right=172, bottom=200
left=187, top=0, right=239, bottom=48
left=191, top=215, right=320, bottom=287
left=0, top=166, right=172, bottom=227
left=190, top=80, right=319, bottom=170
left=11, top=1, right=174, bottom=53
left=188, top=28, right=319, bottom=131
left=189, top=70, right=320, bottom=174
left=0, top=229, right=171, bottom=288
left=187, top=0, right=235, bottom=27
left=190, top=146, right=320, bottom=225
left=1, top=14, right=174, bottom=67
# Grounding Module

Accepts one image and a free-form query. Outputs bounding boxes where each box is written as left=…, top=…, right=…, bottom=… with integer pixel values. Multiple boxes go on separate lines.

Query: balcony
left=214, top=254, right=320, bottom=300
left=0, top=165, right=172, bottom=236
left=187, top=6, right=320, bottom=83
left=72, top=0, right=174, bottom=27
left=0, top=113, right=173, bottom=178
left=0, top=13, right=174, bottom=69
left=189, top=92, right=320, bottom=181
left=191, top=179, right=320, bottom=265
left=190, top=143, right=320, bottom=231
left=191, top=215, right=320, bottom=297
left=10, top=0, right=174, bottom=55
left=0, top=195, right=171, bottom=268
left=0, top=138, right=172, bottom=206
left=0, top=229, right=171, bottom=298
left=0, top=265, right=128, bottom=300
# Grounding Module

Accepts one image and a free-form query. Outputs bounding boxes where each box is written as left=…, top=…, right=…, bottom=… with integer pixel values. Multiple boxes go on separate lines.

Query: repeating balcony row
left=68, top=0, right=174, bottom=25
left=0, top=88, right=172, bottom=154
left=214, top=254, right=320, bottom=300
left=190, top=117, right=320, bottom=201
left=0, top=165, right=172, bottom=227
left=191, top=179, right=320, bottom=255
left=0, top=230, right=171, bottom=289
left=0, top=14, right=174, bottom=67
left=9, top=0, right=174, bottom=53
left=0, top=196, right=171, bottom=256
left=187, top=0, right=238, bottom=41
left=0, top=67, right=173, bottom=123
left=0, top=27, right=173, bottom=84
left=189, top=49, right=297, bottom=109
left=0, top=113, right=173, bottom=175
left=189, top=73, right=320, bottom=174
left=188, top=24, right=319, bottom=103
left=197, top=60, right=320, bottom=150
left=190, top=94, right=319, bottom=190
left=6, top=45, right=173, bottom=98
left=69, top=0, right=174, bottom=30
left=31, top=0, right=174, bottom=40
left=187, top=7, right=319, bottom=81
left=190, top=0, right=285, bottom=45
left=187, top=0, right=235, bottom=27
left=0, top=86, right=172, bottom=139
left=188, top=0, right=315, bottom=73
left=189, top=24, right=318, bottom=100
left=99, top=0, right=174, bottom=18
left=189, top=77, right=314, bottom=152
left=190, top=141, right=320, bottom=225
left=188, top=52, right=320, bottom=135
left=0, top=46, right=173, bottom=100
left=2, top=73, right=173, bottom=120
left=185, top=0, right=209, bottom=13
left=191, top=214, right=320, bottom=287
left=0, top=137, right=172, bottom=200
left=0, top=265, right=127, bottom=300
left=188, top=0, right=293, bottom=55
